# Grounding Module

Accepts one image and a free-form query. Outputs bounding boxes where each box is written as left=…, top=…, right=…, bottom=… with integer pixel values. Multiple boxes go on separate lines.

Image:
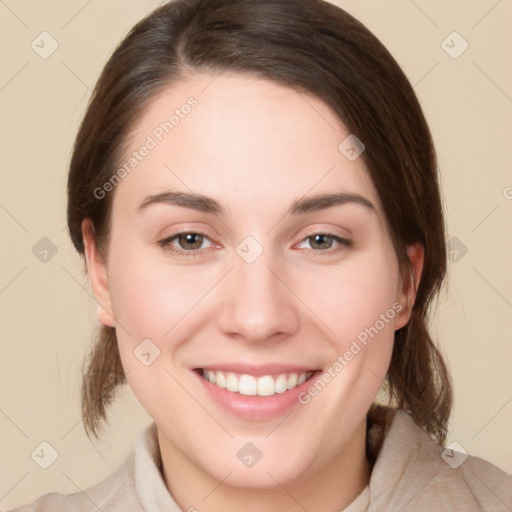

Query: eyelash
left=157, top=231, right=352, bottom=258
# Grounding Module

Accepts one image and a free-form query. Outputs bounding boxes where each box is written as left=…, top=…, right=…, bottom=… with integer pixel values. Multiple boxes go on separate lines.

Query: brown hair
left=68, top=0, right=452, bottom=443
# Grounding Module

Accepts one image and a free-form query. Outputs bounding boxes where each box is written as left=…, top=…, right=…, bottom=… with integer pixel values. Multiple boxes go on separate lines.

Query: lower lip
left=193, top=370, right=321, bottom=421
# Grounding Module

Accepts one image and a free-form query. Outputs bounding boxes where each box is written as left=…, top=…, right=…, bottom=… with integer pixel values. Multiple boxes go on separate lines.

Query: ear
left=394, top=243, right=424, bottom=330
left=82, top=219, right=116, bottom=327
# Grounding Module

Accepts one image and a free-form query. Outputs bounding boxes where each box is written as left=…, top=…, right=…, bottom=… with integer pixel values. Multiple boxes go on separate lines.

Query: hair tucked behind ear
left=387, top=309, right=452, bottom=442
left=70, top=0, right=453, bottom=443
left=81, top=327, right=126, bottom=440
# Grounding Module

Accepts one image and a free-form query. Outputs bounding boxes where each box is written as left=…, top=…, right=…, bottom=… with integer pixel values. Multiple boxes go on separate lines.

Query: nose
left=217, top=248, right=300, bottom=344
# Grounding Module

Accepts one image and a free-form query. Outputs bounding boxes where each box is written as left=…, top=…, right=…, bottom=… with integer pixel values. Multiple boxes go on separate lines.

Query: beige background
left=1, top=0, right=511, bottom=509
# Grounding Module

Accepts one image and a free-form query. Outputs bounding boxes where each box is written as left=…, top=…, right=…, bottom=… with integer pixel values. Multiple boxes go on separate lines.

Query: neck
left=158, top=419, right=370, bottom=512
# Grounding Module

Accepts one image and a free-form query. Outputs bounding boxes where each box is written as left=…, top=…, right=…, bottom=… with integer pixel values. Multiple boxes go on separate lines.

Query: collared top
left=7, top=408, right=512, bottom=511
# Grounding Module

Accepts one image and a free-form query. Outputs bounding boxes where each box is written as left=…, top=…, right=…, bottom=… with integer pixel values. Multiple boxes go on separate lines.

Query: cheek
left=294, top=248, right=400, bottom=430
left=105, top=243, right=207, bottom=413
left=106, top=244, right=209, bottom=341
left=294, top=247, right=401, bottom=345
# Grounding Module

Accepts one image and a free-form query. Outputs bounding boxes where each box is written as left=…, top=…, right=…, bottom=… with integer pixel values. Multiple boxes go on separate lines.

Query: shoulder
left=367, top=407, right=512, bottom=511
left=6, top=447, right=141, bottom=512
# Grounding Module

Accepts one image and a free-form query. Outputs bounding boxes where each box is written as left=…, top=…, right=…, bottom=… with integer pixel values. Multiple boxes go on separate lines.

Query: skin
left=83, top=73, right=423, bottom=512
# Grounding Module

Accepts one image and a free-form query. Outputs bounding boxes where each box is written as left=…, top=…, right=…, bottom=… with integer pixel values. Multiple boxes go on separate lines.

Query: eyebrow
left=138, top=190, right=375, bottom=216
left=139, top=191, right=224, bottom=215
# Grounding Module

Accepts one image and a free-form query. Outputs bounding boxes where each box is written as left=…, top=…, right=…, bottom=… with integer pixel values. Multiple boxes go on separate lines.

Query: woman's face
left=85, top=73, right=419, bottom=489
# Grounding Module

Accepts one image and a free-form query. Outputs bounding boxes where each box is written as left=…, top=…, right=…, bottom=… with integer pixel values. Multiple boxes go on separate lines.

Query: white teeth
left=202, top=369, right=314, bottom=396
left=287, top=373, right=298, bottom=389
left=216, top=371, right=226, bottom=389
left=297, top=373, right=307, bottom=386
left=239, top=375, right=257, bottom=396
left=257, top=376, right=276, bottom=396
left=275, top=374, right=288, bottom=394
left=226, top=373, right=239, bottom=392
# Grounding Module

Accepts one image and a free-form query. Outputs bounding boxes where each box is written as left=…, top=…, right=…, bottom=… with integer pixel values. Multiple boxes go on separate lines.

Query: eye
left=297, top=233, right=352, bottom=254
left=158, top=232, right=213, bottom=255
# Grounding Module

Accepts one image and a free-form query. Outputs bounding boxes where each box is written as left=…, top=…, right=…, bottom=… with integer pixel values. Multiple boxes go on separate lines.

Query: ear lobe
left=394, top=243, right=424, bottom=330
left=82, top=219, right=115, bottom=328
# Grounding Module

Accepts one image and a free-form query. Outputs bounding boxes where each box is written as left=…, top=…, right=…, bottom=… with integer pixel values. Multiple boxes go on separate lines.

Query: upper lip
left=195, top=363, right=319, bottom=377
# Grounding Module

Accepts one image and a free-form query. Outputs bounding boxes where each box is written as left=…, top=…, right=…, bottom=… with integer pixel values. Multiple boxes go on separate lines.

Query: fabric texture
left=7, top=408, right=512, bottom=511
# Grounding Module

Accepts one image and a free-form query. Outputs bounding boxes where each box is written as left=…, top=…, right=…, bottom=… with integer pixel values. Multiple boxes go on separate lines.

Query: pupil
left=180, top=233, right=202, bottom=249
left=313, top=234, right=331, bottom=249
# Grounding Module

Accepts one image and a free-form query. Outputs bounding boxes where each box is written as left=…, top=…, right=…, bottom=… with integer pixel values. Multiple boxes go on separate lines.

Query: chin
left=220, top=457, right=311, bottom=490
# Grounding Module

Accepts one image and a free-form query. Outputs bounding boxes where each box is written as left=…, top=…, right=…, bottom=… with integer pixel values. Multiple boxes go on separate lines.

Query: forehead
left=113, top=73, right=382, bottom=217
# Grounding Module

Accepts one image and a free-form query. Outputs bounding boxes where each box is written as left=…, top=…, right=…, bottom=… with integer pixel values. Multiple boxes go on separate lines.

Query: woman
left=10, top=0, right=511, bottom=510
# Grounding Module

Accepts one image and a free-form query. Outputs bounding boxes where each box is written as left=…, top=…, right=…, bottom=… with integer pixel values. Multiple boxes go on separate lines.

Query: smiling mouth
left=196, top=368, right=317, bottom=397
